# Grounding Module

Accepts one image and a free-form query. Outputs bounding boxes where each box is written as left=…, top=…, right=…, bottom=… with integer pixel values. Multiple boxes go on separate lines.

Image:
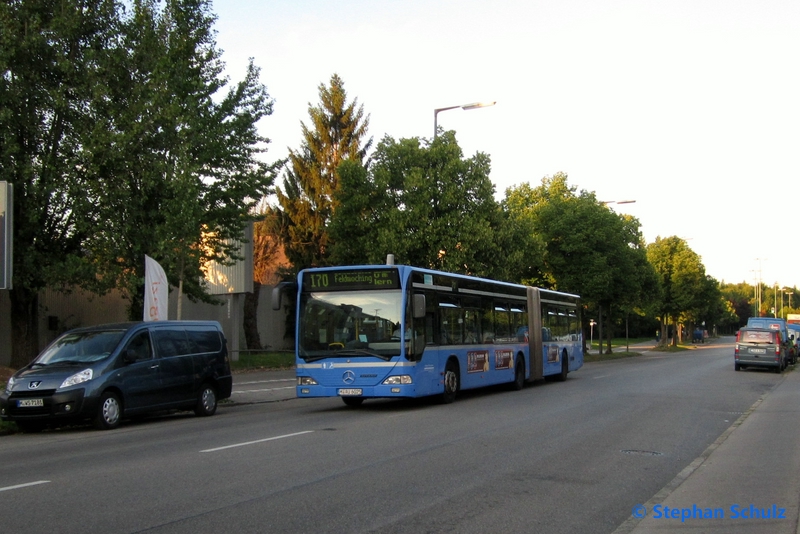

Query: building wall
left=0, top=290, right=10, bottom=367
left=0, top=286, right=291, bottom=368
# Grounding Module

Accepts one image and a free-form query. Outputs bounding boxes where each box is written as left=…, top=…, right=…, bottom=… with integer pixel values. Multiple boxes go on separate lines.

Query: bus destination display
left=303, top=269, right=400, bottom=291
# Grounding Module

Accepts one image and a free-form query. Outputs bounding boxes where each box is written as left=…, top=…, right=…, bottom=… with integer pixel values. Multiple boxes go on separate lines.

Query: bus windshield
left=298, top=290, right=405, bottom=361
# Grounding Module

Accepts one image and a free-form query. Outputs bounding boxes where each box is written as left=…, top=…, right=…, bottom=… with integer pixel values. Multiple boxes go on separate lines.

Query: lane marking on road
left=232, top=386, right=295, bottom=394
left=200, top=431, right=314, bottom=453
left=0, top=480, right=51, bottom=493
left=593, top=375, right=610, bottom=379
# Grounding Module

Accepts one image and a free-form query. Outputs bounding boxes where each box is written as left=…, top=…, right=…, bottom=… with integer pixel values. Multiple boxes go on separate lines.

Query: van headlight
left=382, top=375, right=412, bottom=385
left=5, top=376, right=15, bottom=393
left=60, top=369, right=93, bottom=389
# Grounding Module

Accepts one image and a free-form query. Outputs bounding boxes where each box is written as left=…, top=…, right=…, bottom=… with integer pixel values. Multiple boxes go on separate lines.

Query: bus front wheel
left=442, top=360, right=459, bottom=404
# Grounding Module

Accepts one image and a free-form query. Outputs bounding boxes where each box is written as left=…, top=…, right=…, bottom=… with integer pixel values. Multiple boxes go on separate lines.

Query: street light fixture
left=434, top=101, right=496, bottom=138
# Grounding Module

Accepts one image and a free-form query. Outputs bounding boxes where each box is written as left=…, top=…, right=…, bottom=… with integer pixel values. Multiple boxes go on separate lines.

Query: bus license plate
left=338, top=389, right=362, bottom=396
left=17, top=399, right=44, bottom=408
left=749, top=348, right=766, bottom=354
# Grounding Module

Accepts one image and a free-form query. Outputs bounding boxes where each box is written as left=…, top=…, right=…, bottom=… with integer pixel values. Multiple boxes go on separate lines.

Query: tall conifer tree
left=276, top=74, right=372, bottom=271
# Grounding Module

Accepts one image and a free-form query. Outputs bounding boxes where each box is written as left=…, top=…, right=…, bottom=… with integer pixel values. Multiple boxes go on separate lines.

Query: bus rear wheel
left=556, top=352, right=568, bottom=382
left=442, top=360, right=459, bottom=404
left=511, top=356, right=525, bottom=390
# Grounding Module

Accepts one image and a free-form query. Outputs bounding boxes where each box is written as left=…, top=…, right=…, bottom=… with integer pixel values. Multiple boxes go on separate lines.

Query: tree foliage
left=504, top=173, right=657, bottom=351
left=646, top=236, right=712, bottom=345
left=1, top=0, right=120, bottom=366
left=276, top=74, right=372, bottom=272
left=1, top=0, right=278, bottom=364
left=329, top=131, right=513, bottom=279
left=87, top=0, right=279, bottom=319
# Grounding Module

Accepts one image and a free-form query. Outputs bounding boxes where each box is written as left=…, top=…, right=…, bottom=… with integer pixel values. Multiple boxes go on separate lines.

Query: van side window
left=125, top=331, right=153, bottom=361
left=153, top=329, right=191, bottom=357
left=186, top=328, right=222, bottom=353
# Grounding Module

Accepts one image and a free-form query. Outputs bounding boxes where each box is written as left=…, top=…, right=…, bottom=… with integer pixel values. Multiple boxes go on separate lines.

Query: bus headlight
left=382, top=375, right=412, bottom=385
left=297, top=376, right=318, bottom=386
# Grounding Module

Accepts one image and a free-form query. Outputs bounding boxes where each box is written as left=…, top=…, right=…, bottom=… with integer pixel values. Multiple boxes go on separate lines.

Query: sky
left=209, top=0, right=800, bottom=289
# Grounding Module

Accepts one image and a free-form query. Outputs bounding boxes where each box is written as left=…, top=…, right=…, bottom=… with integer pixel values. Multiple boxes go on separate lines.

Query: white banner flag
left=144, top=255, right=168, bottom=321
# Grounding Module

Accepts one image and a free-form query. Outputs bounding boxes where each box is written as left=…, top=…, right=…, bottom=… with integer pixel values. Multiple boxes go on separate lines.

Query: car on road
left=746, top=317, right=796, bottom=365
left=0, top=321, right=232, bottom=432
left=735, top=327, right=786, bottom=373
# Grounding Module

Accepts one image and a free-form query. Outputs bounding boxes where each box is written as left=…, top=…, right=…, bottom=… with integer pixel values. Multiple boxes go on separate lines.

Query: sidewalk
left=617, top=365, right=800, bottom=533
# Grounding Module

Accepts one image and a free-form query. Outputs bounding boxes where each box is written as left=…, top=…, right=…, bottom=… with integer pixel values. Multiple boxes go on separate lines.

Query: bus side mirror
left=271, top=281, right=297, bottom=311
left=271, top=286, right=282, bottom=310
left=413, top=294, right=426, bottom=319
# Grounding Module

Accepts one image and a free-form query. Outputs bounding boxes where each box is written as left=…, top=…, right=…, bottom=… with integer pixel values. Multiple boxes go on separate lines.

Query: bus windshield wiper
left=334, top=349, right=391, bottom=361
left=303, top=349, right=391, bottom=362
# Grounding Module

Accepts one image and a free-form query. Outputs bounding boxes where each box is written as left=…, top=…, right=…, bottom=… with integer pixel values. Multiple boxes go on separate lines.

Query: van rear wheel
left=195, top=384, right=218, bottom=416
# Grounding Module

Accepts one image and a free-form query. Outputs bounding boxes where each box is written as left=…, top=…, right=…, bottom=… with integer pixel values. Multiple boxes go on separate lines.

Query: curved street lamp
left=434, top=101, right=496, bottom=138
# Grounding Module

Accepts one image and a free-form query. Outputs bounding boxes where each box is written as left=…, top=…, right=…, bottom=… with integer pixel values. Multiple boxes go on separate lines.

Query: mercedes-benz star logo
left=342, top=370, right=355, bottom=384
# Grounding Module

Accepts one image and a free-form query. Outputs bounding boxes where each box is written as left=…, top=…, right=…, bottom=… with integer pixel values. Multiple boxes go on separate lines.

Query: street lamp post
left=434, top=101, right=496, bottom=138
left=589, top=319, right=596, bottom=353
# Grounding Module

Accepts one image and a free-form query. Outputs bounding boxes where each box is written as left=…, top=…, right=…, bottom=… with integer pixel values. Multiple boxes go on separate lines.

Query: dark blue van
left=0, top=321, right=232, bottom=431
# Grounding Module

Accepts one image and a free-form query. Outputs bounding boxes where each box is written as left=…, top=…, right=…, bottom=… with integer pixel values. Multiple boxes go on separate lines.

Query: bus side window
left=494, top=305, right=511, bottom=343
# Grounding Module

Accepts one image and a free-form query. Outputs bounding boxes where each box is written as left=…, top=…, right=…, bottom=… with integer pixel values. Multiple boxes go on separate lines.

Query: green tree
left=329, top=131, right=510, bottom=279
left=0, top=0, right=120, bottom=367
left=82, top=0, right=279, bottom=319
left=504, top=173, right=657, bottom=353
left=646, top=236, right=708, bottom=346
left=720, top=281, right=756, bottom=327
left=276, top=74, right=372, bottom=272
left=1, top=0, right=279, bottom=365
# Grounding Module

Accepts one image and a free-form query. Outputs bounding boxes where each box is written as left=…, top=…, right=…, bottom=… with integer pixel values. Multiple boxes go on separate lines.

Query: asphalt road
left=0, top=338, right=785, bottom=533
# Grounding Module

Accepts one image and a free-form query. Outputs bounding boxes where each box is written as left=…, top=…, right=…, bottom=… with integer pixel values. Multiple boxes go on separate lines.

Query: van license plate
left=338, top=389, right=362, bottom=396
left=749, top=348, right=767, bottom=354
left=17, top=399, right=44, bottom=407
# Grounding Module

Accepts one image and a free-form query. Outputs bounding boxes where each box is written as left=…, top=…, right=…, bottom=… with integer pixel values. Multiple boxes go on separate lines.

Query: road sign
left=0, top=182, right=12, bottom=290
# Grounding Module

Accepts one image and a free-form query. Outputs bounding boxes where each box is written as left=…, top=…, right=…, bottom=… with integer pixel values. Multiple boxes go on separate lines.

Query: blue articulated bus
left=275, top=263, right=583, bottom=406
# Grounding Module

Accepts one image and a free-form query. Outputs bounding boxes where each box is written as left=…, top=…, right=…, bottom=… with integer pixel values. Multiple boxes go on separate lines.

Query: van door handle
left=150, top=364, right=160, bottom=369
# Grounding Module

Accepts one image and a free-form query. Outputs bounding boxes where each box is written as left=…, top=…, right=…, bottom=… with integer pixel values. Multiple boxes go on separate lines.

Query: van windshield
left=35, top=330, right=126, bottom=365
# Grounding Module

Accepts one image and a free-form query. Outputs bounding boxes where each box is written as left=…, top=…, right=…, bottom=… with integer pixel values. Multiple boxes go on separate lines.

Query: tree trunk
left=10, top=287, right=40, bottom=369
left=597, top=305, right=604, bottom=355
left=243, top=281, right=263, bottom=350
